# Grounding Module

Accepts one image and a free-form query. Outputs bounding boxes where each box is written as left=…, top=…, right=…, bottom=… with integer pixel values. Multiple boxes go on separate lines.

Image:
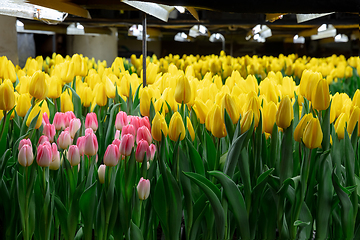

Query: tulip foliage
left=0, top=52, right=359, bottom=239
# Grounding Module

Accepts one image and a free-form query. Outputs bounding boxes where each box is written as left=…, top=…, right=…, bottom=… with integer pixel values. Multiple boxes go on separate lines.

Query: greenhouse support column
left=0, top=15, right=18, bottom=65
left=142, top=13, right=147, bottom=88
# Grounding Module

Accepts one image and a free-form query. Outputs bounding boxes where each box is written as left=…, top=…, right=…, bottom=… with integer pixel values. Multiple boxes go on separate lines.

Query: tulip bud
left=311, top=78, right=330, bottom=111
left=119, top=134, right=134, bottom=156
left=37, top=143, right=53, bottom=167
left=193, top=98, right=209, bottom=124
left=262, top=101, right=277, bottom=134
left=85, top=112, right=98, bottom=132
left=29, top=71, right=48, bottom=100
left=76, top=136, right=85, bottom=156
left=43, top=124, right=56, bottom=142
left=151, top=112, right=168, bottom=141
left=67, top=145, right=81, bottom=166
left=64, top=111, right=76, bottom=127
left=294, top=113, right=313, bottom=142
left=174, top=74, right=191, bottom=104
left=0, top=79, right=15, bottom=111
left=241, top=110, right=254, bottom=134
left=121, top=124, right=136, bottom=139
left=334, top=113, right=348, bottom=140
left=84, top=131, right=98, bottom=156
left=19, top=138, right=32, bottom=151
left=222, top=93, right=240, bottom=124
left=47, top=76, right=62, bottom=99
left=95, top=83, right=107, bottom=107
left=114, top=130, right=121, bottom=139
left=18, top=144, right=34, bottom=167
left=149, top=144, right=156, bottom=160
left=187, top=117, right=195, bottom=141
left=140, top=88, right=151, bottom=117
left=60, top=91, right=74, bottom=113
left=15, top=94, right=31, bottom=117
left=210, top=104, right=226, bottom=139
left=98, top=164, right=106, bottom=184
left=49, top=144, right=60, bottom=170
left=137, top=177, right=150, bottom=200
left=276, top=96, right=294, bottom=130
left=136, top=126, right=152, bottom=145
left=135, top=139, right=151, bottom=162
left=42, top=112, right=50, bottom=126
left=347, top=107, right=360, bottom=136
left=112, top=138, right=121, bottom=148
left=115, top=111, right=128, bottom=131
left=303, top=117, right=323, bottom=149
left=69, top=118, right=81, bottom=138
left=53, top=112, right=65, bottom=130
left=140, top=116, right=151, bottom=131
left=58, top=130, right=72, bottom=150
left=129, top=116, right=141, bottom=132
left=104, top=144, right=120, bottom=167
left=169, top=112, right=186, bottom=141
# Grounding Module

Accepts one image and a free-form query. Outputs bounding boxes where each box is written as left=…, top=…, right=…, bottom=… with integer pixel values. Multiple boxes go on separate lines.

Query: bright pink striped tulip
left=119, top=134, right=134, bottom=156
left=18, top=144, right=34, bottom=167
left=121, top=124, right=136, bottom=139
left=67, top=145, right=81, bottom=166
left=135, top=139, right=150, bottom=162
left=137, top=177, right=150, bottom=200
left=43, top=123, right=56, bottom=142
left=37, top=143, right=52, bottom=167
left=38, top=135, right=49, bottom=146
left=49, top=143, right=60, bottom=170
left=64, top=111, right=76, bottom=128
left=85, top=112, right=98, bottom=132
left=140, top=116, right=151, bottom=131
left=112, top=138, right=121, bottom=148
left=136, top=126, right=152, bottom=145
left=42, top=112, right=50, bottom=126
left=115, top=111, right=128, bottom=131
left=149, top=144, right=156, bottom=160
left=19, top=138, right=32, bottom=151
left=53, top=112, right=65, bottom=130
left=84, top=131, right=98, bottom=156
left=104, top=144, right=120, bottom=167
left=129, top=116, right=141, bottom=131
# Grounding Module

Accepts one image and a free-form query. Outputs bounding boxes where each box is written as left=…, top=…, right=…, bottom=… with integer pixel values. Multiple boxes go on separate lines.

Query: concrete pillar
left=67, top=28, right=118, bottom=66
left=0, top=15, right=18, bottom=65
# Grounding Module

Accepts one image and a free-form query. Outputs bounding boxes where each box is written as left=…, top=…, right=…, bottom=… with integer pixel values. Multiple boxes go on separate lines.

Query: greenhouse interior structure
left=0, top=0, right=359, bottom=239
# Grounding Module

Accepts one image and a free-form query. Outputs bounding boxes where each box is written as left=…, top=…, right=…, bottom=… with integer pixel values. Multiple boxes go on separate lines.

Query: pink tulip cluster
left=36, top=138, right=60, bottom=170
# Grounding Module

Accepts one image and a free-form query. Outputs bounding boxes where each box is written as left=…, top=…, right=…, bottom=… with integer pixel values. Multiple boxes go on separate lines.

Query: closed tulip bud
left=241, top=110, right=254, bottom=134
left=151, top=112, right=168, bottom=141
left=47, top=76, right=62, bottom=99
left=26, top=103, right=43, bottom=129
left=64, top=111, right=76, bottom=127
left=303, top=117, right=323, bottom=149
left=140, top=88, right=151, bottom=117
left=222, top=93, right=240, bottom=124
left=294, top=113, right=313, bottom=142
left=42, top=112, right=50, bottom=126
left=81, top=86, right=93, bottom=107
left=245, top=96, right=260, bottom=127
left=18, top=144, right=34, bottom=167
left=262, top=101, right=277, bottom=134
left=60, top=91, right=74, bottom=113
left=84, top=132, right=98, bottom=156
left=72, top=54, right=82, bottom=76
left=193, top=98, right=208, bottom=124
left=0, top=79, right=15, bottom=111
left=67, top=145, right=80, bottom=166
left=174, top=74, right=191, bottom=104
left=140, top=116, right=151, bottom=131
left=76, top=136, right=85, bottom=156
left=149, top=144, right=156, bottom=160
left=187, top=117, right=195, bottom=141
left=334, top=113, right=348, bottom=140
left=37, top=143, right=53, bottom=167
left=311, top=78, right=330, bottom=111
left=58, top=130, right=72, bottom=149
left=38, top=136, right=49, bottom=146
left=104, top=144, right=120, bottom=167
left=95, top=83, right=107, bottom=107
left=305, top=72, right=322, bottom=101
left=112, top=138, right=121, bottom=148
left=63, top=61, right=75, bottom=83
left=98, top=164, right=106, bottom=184
left=135, top=139, right=151, bottom=162
left=169, top=112, right=186, bottom=141
left=121, top=124, right=136, bottom=139
left=119, top=134, right=134, bottom=156
left=114, top=130, right=121, bottom=139
left=347, top=107, right=360, bottom=136
left=85, top=112, right=98, bottom=132
left=136, top=126, right=152, bottom=145
left=299, top=69, right=311, bottom=96
left=53, top=112, right=66, bottom=130
left=19, top=139, right=32, bottom=151
left=29, top=71, right=48, bottom=100
left=43, top=124, right=56, bottom=142
left=352, top=89, right=360, bottom=108
left=49, top=144, right=60, bottom=170
left=69, top=118, right=81, bottom=138
left=15, top=93, right=31, bottom=117
left=137, top=177, right=150, bottom=200
left=5, top=60, right=16, bottom=83
left=276, top=96, right=294, bottom=130
left=115, top=111, right=128, bottom=131
left=129, top=116, right=141, bottom=132
left=210, top=104, right=226, bottom=138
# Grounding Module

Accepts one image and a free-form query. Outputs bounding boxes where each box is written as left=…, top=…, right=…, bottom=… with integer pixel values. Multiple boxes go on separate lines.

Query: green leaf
left=186, top=138, right=205, bottom=176
left=79, top=181, right=97, bottom=240
left=67, top=86, right=82, bottom=118
left=132, top=84, right=141, bottom=111
left=224, top=109, right=235, bottom=144
left=204, top=131, right=216, bottom=171
left=184, top=172, right=225, bottom=240
left=54, top=195, right=69, bottom=238
left=0, top=108, right=14, bottom=156
left=321, top=101, right=331, bottom=150
left=105, top=103, right=120, bottom=148
left=209, top=170, right=250, bottom=240
left=344, top=130, right=357, bottom=216
left=127, top=220, right=143, bottom=240
left=293, top=220, right=310, bottom=227
left=280, top=121, right=293, bottom=184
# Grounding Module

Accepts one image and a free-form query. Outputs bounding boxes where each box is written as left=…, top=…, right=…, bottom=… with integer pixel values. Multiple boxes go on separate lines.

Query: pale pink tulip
left=137, top=177, right=150, bottom=200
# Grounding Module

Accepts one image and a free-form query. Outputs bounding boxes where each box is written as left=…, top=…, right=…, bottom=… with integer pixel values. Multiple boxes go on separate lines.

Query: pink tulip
left=43, top=123, right=56, bottom=142
left=98, top=164, right=106, bottom=184
left=114, top=130, right=121, bottom=139
left=58, top=130, right=72, bottom=150
left=140, top=116, right=151, bottom=131
left=121, top=124, right=136, bottom=139
left=42, top=112, right=50, bottom=126
left=119, top=134, right=134, bottom=156
left=67, top=145, right=81, bottom=166
left=64, top=111, right=76, bottom=127
left=85, top=112, right=98, bottom=132
left=76, top=136, right=85, bottom=156
left=149, top=144, right=156, bottom=160
left=115, top=111, right=128, bottom=131
left=37, top=143, right=53, bottom=167
left=104, top=144, right=120, bottom=167
left=135, top=139, right=151, bottom=162
left=18, top=138, right=32, bottom=151
left=129, top=116, right=141, bottom=132
left=136, top=126, right=152, bottom=145
left=69, top=118, right=81, bottom=138
left=53, top=112, right=65, bottom=130
left=50, top=143, right=60, bottom=170
left=18, top=144, right=34, bottom=167
left=112, top=138, right=121, bottom=148
left=38, top=136, right=49, bottom=146
left=84, top=131, right=98, bottom=156
left=85, top=128, right=94, bottom=136
left=137, top=177, right=150, bottom=200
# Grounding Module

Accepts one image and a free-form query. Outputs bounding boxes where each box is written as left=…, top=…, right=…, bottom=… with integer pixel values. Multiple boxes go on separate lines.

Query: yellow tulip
left=305, top=71, right=322, bottom=101
left=71, top=54, right=82, bottom=76
left=169, top=112, right=186, bottom=141
left=311, top=78, right=330, bottom=111
left=140, top=88, right=152, bottom=117
left=4, top=60, right=17, bottom=83
left=81, top=86, right=93, bottom=107
left=26, top=100, right=49, bottom=129
left=94, top=83, right=107, bottom=107
left=145, top=62, right=159, bottom=85
left=47, top=76, right=62, bottom=99
left=276, top=96, right=294, bottom=130
left=60, top=91, right=74, bottom=113
left=347, top=107, right=360, bottom=136
left=334, top=113, right=348, bottom=139
left=193, top=98, right=208, bottom=124
left=0, top=79, right=15, bottom=111
left=151, top=112, right=168, bottom=141
left=103, top=76, right=116, bottom=99
left=222, top=93, right=240, bottom=124
left=210, top=104, right=226, bottom=138
left=262, top=101, right=277, bottom=134
left=174, top=73, right=191, bottom=104
left=29, top=71, right=48, bottom=100
left=187, top=116, right=195, bottom=141
left=245, top=96, right=260, bottom=127
left=294, top=113, right=313, bottom=142
left=303, top=117, right=323, bottom=149
left=241, top=110, right=254, bottom=134
left=16, top=94, right=31, bottom=117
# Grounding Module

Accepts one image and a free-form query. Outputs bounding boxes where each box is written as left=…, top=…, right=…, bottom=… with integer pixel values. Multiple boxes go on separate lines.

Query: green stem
left=103, top=167, right=113, bottom=240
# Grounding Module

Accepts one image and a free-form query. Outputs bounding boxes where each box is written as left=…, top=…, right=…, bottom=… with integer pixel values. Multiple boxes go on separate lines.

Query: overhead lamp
left=128, top=24, right=143, bottom=37
left=293, top=35, right=305, bottom=44
left=311, top=24, right=336, bottom=40
left=174, top=32, right=190, bottom=42
left=253, top=34, right=266, bottom=43
left=334, top=34, right=348, bottom=43
left=296, top=13, right=334, bottom=23
left=0, top=0, right=67, bottom=24
left=175, top=6, right=185, bottom=13
left=189, top=25, right=208, bottom=38
left=246, top=25, right=271, bottom=41
left=209, top=33, right=225, bottom=50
